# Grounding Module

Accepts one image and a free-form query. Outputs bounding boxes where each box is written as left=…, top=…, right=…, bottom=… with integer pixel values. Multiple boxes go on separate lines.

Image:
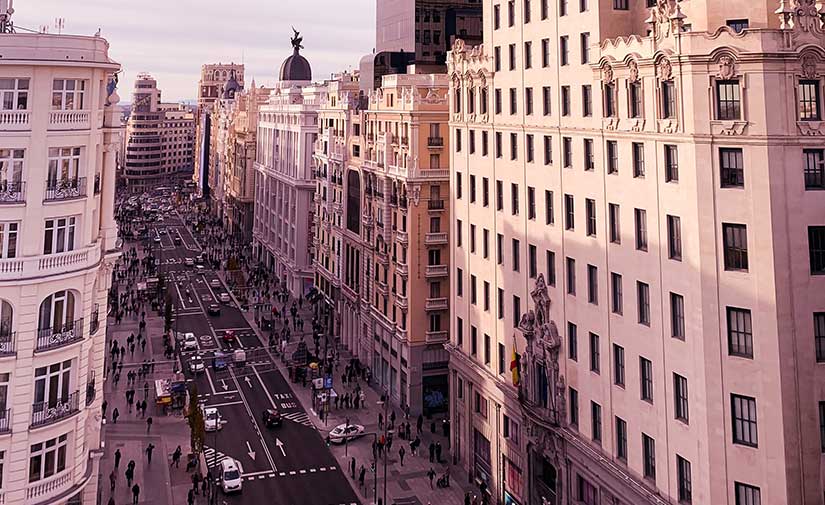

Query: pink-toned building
left=447, top=1, right=825, bottom=505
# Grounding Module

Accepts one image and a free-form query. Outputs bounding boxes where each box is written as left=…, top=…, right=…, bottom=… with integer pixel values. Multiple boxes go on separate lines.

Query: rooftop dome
left=279, top=28, right=312, bottom=82
left=223, top=70, right=242, bottom=99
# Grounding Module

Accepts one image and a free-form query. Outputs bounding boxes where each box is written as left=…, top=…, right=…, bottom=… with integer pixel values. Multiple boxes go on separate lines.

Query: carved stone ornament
left=451, top=73, right=461, bottom=90
left=718, top=55, right=736, bottom=80
left=453, top=38, right=466, bottom=55
left=802, top=54, right=819, bottom=79
left=602, top=64, right=614, bottom=84
left=409, top=184, right=421, bottom=206
left=657, top=57, right=673, bottom=80
left=628, top=60, right=640, bottom=82
left=791, top=0, right=823, bottom=34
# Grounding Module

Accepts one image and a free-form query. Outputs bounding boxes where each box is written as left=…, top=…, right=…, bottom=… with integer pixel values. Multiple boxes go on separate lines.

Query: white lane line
left=203, top=400, right=244, bottom=408
left=279, top=472, right=285, bottom=476
left=299, top=469, right=306, bottom=474
left=289, top=471, right=296, bottom=475
left=203, top=363, right=218, bottom=395
left=309, top=468, right=316, bottom=473
left=319, top=467, right=326, bottom=471
left=258, top=475, right=265, bottom=480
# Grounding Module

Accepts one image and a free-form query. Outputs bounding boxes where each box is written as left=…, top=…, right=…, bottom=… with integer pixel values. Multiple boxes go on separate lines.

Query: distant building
left=122, top=74, right=195, bottom=192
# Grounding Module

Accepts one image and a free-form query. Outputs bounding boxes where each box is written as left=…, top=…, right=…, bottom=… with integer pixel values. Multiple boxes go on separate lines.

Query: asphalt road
left=150, top=211, right=360, bottom=505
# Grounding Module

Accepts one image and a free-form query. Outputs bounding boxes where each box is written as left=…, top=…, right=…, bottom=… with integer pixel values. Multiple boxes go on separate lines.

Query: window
left=611, top=272, right=623, bottom=315
left=512, top=238, right=520, bottom=272
left=562, top=136, right=572, bottom=167
left=667, top=215, right=682, bottom=260
left=526, top=133, right=534, bottom=162
left=559, top=36, right=569, bottom=66
left=587, top=264, right=598, bottom=304
left=544, top=135, right=552, bottom=165
left=816, top=312, right=825, bottom=362
left=819, top=401, right=825, bottom=453
left=545, top=190, right=554, bottom=225
left=803, top=148, right=824, bottom=189
left=606, top=141, right=618, bottom=174
left=731, top=394, right=758, bottom=447
left=615, top=417, right=627, bottom=461
left=483, top=229, right=489, bottom=258
left=471, top=326, right=478, bottom=356
left=580, top=33, right=590, bottom=64
left=494, top=88, right=502, bottom=115
left=0, top=149, right=23, bottom=188
left=456, top=268, right=463, bottom=297
left=29, top=434, right=69, bottom=483
left=613, top=0, right=628, bottom=9
left=497, top=233, right=503, bottom=265
left=513, top=295, right=521, bottom=326
left=734, top=482, right=761, bottom=505
left=720, top=147, right=745, bottom=188
left=496, top=180, right=504, bottom=210
left=474, top=391, right=488, bottom=418
left=674, top=373, right=689, bottom=423
left=569, top=387, right=578, bottom=426
left=52, top=79, right=86, bottom=110
left=661, top=80, right=676, bottom=119
left=456, top=173, right=463, bottom=199
left=632, top=142, right=645, bottom=177
left=541, top=86, right=552, bottom=117
left=637, top=281, right=650, bottom=326
left=527, top=186, right=536, bottom=220
left=494, top=4, right=501, bottom=29
left=546, top=250, right=556, bottom=286
left=589, top=332, right=600, bottom=373
left=583, top=138, right=594, bottom=170
left=470, top=224, right=477, bottom=253
left=497, top=288, right=505, bottom=319
left=43, top=217, right=77, bottom=255
left=716, top=80, right=741, bottom=120
left=541, top=0, right=549, bottom=19
left=677, top=455, right=692, bottom=503
left=810, top=226, right=825, bottom=274
left=541, top=39, right=550, bottom=68
left=798, top=80, right=821, bottom=121
left=456, top=219, right=462, bottom=247
left=525, top=88, right=534, bottom=116
left=511, top=182, right=519, bottom=214
left=0, top=222, right=19, bottom=259
left=591, top=401, right=602, bottom=443
left=604, top=83, right=616, bottom=117
left=582, top=85, right=592, bottom=117
left=481, top=88, right=488, bottom=115
left=723, top=223, right=749, bottom=271
left=508, top=0, right=515, bottom=25
left=498, top=343, right=506, bottom=374
left=634, top=209, right=647, bottom=251
left=564, top=194, right=574, bottom=230
left=0, top=78, right=29, bottom=110
left=523, top=0, right=531, bottom=22
left=482, top=131, right=489, bottom=156
left=509, top=88, right=517, bottom=115
left=482, top=177, right=489, bottom=207
left=671, top=292, right=685, bottom=339
left=613, top=344, right=625, bottom=386
left=640, top=356, right=653, bottom=402
left=567, top=322, right=578, bottom=361
left=529, top=244, right=537, bottom=278
left=664, top=144, right=679, bottom=182
left=469, top=175, right=476, bottom=204
left=560, top=0, right=568, bottom=15
left=456, top=130, right=462, bottom=152
left=726, top=19, right=749, bottom=33
left=608, top=204, right=620, bottom=243
left=470, top=275, right=477, bottom=304
left=524, top=42, right=532, bottom=69
left=496, top=132, right=503, bottom=158
left=503, top=414, right=520, bottom=443
left=727, top=307, right=753, bottom=358
left=561, top=86, right=570, bottom=116
left=642, top=433, right=656, bottom=480
left=585, top=199, right=596, bottom=236
left=566, top=257, right=576, bottom=295
left=484, top=333, right=491, bottom=365
left=629, top=81, right=643, bottom=118
left=47, top=147, right=81, bottom=186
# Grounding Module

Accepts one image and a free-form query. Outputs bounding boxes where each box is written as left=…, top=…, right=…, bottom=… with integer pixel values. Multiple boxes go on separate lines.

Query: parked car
left=220, top=458, right=242, bottom=494
left=189, top=355, right=205, bottom=373
left=207, top=304, right=221, bottom=316
left=262, top=408, right=282, bottom=428
left=328, top=423, right=365, bottom=444
left=219, top=292, right=232, bottom=303
left=182, top=333, right=198, bottom=351
left=204, top=407, right=223, bottom=432
left=210, top=279, right=222, bottom=289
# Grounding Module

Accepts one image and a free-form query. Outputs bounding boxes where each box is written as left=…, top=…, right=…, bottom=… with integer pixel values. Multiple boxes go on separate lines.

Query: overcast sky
left=15, top=0, right=376, bottom=102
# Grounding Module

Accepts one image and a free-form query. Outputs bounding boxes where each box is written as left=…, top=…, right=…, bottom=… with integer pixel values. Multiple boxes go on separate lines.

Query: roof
left=279, top=48, right=312, bottom=82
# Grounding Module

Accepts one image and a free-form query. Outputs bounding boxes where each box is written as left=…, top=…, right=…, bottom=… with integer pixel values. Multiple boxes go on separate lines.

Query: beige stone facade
left=448, top=1, right=825, bottom=505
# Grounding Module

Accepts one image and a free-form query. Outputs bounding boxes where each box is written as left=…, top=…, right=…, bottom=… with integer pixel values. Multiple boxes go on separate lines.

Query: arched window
left=0, top=300, right=11, bottom=337
left=39, top=290, right=76, bottom=333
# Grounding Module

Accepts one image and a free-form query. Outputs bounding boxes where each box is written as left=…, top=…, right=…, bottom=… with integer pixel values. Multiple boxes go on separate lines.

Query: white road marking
left=204, top=400, right=243, bottom=409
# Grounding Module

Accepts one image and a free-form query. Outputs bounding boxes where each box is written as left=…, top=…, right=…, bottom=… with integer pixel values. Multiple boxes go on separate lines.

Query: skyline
left=15, top=0, right=376, bottom=101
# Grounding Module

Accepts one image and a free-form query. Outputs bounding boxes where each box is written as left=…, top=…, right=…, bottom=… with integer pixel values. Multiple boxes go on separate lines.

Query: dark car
left=207, top=304, right=221, bottom=316
left=173, top=236, right=182, bottom=245
left=262, top=408, right=282, bottom=427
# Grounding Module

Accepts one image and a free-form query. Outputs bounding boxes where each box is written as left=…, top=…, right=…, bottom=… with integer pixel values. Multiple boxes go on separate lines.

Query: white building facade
left=0, top=28, right=121, bottom=505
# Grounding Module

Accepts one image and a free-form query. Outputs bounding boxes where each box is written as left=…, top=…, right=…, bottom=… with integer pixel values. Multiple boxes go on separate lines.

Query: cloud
left=15, top=0, right=376, bottom=101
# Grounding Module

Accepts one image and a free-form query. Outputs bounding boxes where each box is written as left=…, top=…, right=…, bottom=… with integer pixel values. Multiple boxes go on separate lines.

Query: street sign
left=323, top=374, right=333, bottom=389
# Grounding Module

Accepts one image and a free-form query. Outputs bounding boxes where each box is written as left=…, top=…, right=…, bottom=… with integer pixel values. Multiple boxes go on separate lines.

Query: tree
left=164, top=293, right=173, bottom=332
left=187, top=383, right=205, bottom=455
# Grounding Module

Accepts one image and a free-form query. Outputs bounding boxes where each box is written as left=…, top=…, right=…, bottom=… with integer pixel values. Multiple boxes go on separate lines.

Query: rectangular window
left=677, top=456, right=692, bottom=503
left=671, top=292, right=685, bottom=339
left=632, top=142, right=645, bottom=177
left=606, top=140, right=618, bottom=174
left=482, top=131, right=489, bottom=156
left=559, top=36, right=569, bottom=66
left=470, top=224, right=476, bottom=253
left=524, top=42, right=532, bottom=69
left=545, top=190, right=554, bottom=225
left=29, top=433, right=69, bottom=483
left=483, top=281, right=490, bottom=311
left=541, top=39, right=550, bottom=68
left=566, top=257, right=576, bottom=295
left=525, top=87, right=534, bottom=116
left=513, top=295, right=521, bottom=327
left=542, top=86, right=551, bottom=115
left=0, top=222, right=19, bottom=259
left=562, top=136, right=572, bottom=167
left=799, top=79, right=821, bottom=121
left=496, top=180, right=503, bottom=210
left=727, top=306, right=753, bottom=358
left=546, top=250, right=556, bottom=286
left=634, top=208, right=648, bottom=251
left=484, top=334, right=491, bottom=365
left=591, top=401, right=602, bottom=443
left=810, top=226, right=825, bottom=274
left=494, top=4, right=501, bottom=29
left=524, top=0, right=531, bottom=23
left=803, top=148, right=824, bottom=189
left=569, top=387, right=578, bottom=427
left=611, top=272, right=623, bottom=315
left=456, top=130, right=462, bottom=152
left=469, top=174, right=476, bottom=203
left=630, top=82, right=643, bottom=118
left=560, top=0, right=568, bottom=16
left=615, top=417, right=627, bottom=461
left=662, top=80, right=676, bottom=119
left=529, top=244, right=537, bottom=278
left=483, top=229, right=489, bottom=258
left=544, top=135, right=552, bottom=165
left=0, top=78, right=29, bottom=111
left=589, top=332, right=600, bottom=373
left=456, top=268, right=463, bottom=297
left=498, top=288, right=505, bottom=319
left=674, top=373, right=689, bottom=423
left=496, top=132, right=503, bottom=158
left=471, top=326, right=478, bottom=356
left=665, top=144, right=679, bottom=182
left=667, top=215, right=682, bottom=261
left=43, top=217, right=77, bottom=255
left=731, top=394, right=758, bottom=447
left=720, top=147, right=745, bottom=188
left=637, top=281, right=650, bottom=326
left=497, top=233, right=503, bottom=265
left=640, top=356, right=653, bottom=402
left=815, top=312, right=825, bottom=363
left=583, top=138, right=594, bottom=170
left=726, top=19, right=749, bottom=33
left=587, top=264, right=598, bottom=305
left=723, top=223, right=749, bottom=271
left=561, top=86, right=570, bottom=116
left=499, top=343, right=506, bottom=374
left=734, top=482, right=761, bottom=505
left=580, top=32, right=590, bottom=64
left=526, top=133, right=534, bottom=162
left=819, top=401, right=825, bottom=453
left=567, top=322, right=578, bottom=361
left=456, top=219, right=462, bottom=247
left=564, top=194, right=574, bottom=230
left=604, top=83, right=616, bottom=117
left=470, top=275, right=477, bottom=304
left=511, top=182, right=519, bottom=214
left=642, top=433, right=656, bottom=480
left=613, top=344, right=625, bottom=386
left=509, top=88, right=517, bottom=115
left=541, top=0, right=549, bottom=19
left=52, top=79, right=86, bottom=110
left=482, top=177, right=489, bottom=207
left=582, top=85, right=592, bottom=117
left=585, top=198, right=596, bottom=236
left=512, top=238, right=520, bottom=272
left=716, top=80, right=741, bottom=120
left=456, top=172, right=463, bottom=199
left=495, top=89, right=502, bottom=115
left=609, top=203, right=620, bottom=243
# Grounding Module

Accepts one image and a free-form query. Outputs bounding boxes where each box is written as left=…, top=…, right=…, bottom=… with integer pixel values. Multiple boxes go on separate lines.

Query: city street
left=115, top=207, right=360, bottom=505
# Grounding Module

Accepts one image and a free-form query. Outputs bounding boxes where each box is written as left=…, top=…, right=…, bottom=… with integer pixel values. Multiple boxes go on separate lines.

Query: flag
left=510, top=338, right=521, bottom=387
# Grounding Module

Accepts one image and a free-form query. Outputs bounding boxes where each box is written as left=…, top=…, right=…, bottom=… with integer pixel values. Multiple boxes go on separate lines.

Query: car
left=195, top=265, right=206, bottom=274
left=174, top=236, right=182, bottom=245
left=212, top=351, right=229, bottom=370
left=262, top=408, right=282, bottom=427
left=204, top=407, right=223, bottom=432
left=159, top=228, right=167, bottom=234
left=207, top=303, right=221, bottom=316
left=219, top=292, right=231, bottom=303
left=222, top=329, right=236, bottom=343
left=184, top=258, right=194, bottom=267
left=328, top=423, right=365, bottom=444
left=189, top=354, right=205, bottom=373
left=209, top=279, right=221, bottom=289
left=182, top=333, right=198, bottom=351
left=153, top=236, right=161, bottom=243
left=220, top=458, right=242, bottom=494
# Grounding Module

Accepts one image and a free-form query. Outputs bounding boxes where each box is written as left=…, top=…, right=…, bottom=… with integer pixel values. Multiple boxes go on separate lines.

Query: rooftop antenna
left=54, top=17, right=64, bottom=35
left=0, top=0, right=14, bottom=34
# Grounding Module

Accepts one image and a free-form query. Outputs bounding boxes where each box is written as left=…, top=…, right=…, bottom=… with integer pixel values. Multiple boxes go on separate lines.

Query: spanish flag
left=510, top=339, right=521, bottom=387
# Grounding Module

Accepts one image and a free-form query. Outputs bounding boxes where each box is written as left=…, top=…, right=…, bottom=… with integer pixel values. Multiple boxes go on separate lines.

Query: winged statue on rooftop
left=291, top=27, right=303, bottom=51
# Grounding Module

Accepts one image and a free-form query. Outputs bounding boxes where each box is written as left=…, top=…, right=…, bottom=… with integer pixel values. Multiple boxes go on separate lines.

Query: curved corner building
left=0, top=26, right=121, bottom=505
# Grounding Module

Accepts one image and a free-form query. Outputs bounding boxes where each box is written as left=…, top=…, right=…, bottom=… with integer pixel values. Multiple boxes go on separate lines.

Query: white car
left=189, top=355, right=205, bottom=373
left=204, top=407, right=223, bottom=432
left=184, top=258, right=194, bottom=267
left=209, top=279, right=222, bottom=289
left=328, top=423, right=365, bottom=444
left=220, top=458, right=242, bottom=494
left=182, top=333, right=198, bottom=351
left=219, top=292, right=231, bottom=303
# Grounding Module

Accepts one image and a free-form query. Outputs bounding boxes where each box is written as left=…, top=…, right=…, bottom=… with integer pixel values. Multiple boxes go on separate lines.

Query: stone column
left=100, top=137, right=119, bottom=252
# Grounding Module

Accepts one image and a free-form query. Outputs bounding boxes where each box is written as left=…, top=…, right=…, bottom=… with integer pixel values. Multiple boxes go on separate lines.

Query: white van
left=220, top=458, right=243, bottom=493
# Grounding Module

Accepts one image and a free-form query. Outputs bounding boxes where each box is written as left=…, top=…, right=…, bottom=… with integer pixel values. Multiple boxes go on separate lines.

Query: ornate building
left=448, top=1, right=825, bottom=504
left=0, top=11, right=121, bottom=503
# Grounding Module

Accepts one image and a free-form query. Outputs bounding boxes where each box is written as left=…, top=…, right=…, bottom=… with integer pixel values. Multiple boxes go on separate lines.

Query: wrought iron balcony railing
left=0, top=180, right=25, bottom=204
left=36, top=318, right=84, bottom=352
left=31, top=391, right=80, bottom=428
left=44, top=177, right=87, bottom=202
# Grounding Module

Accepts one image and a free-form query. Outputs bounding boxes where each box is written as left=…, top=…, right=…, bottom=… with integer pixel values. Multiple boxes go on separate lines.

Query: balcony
left=90, top=304, right=100, bottom=334
left=424, top=232, right=448, bottom=245
left=427, top=136, right=444, bottom=148
left=396, top=262, right=409, bottom=277
left=396, top=230, right=408, bottom=245
left=425, top=297, right=449, bottom=311
left=396, top=293, right=408, bottom=311
left=31, top=391, right=80, bottom=428
left=362, top=213, right=374, bottom=227
left=48, top=110, right=91, bottom=130
left=426, top=330, right=449, bottom=343
left=425, top=264, right=449, bottom=278
left=0, top=408, right=10, bottom=433
left=93, top=173, right=101, bottom=195
left=44, top=177, right=87, bottom=202
left=428, top=199, right=445, bottom=210
left=36, top=318, right=84, bottom=353
left=0, top=180, right=25, bottom=204
left=0, top=331, right=15, bottom=356
left=0, top=110, right=30, bottom=130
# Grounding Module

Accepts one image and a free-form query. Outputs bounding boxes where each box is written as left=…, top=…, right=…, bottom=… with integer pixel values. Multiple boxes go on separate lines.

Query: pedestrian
left=201, top=475, right=208, bottom=496
left=109, top=470, right=116, bottom=490
left=350, top=457, right=356, bottom=478
left=429, top=442, right=435, bottom=463
left=112, top=408, right=120, bottom=424
left=399, top=446, right=406, bottom=466
left=192, top=471, right=201, bottom=494
left=146, top=416, right=153, bottom=433
left=436, top=442, right=442, bottom=463
left=172, top=445, right=182, bottom=468
left=427, top=467, right=436, bottom=488
left=102, top=399, right=108, bottom=420
left=417, top=414, right=424, bottom=434
left=131, top=483, right=140, bottom=505
left=146, top=443, right=155, bottom=464
left=141, top=337, right=147, bottom=353
left=114, top=448, right=122, bottom=469
left=187, top=489, right=195, bottom=505
left=358, top=466, right=366, bottom=488
left=465, top=492, right=472, bottom=505
left=125, top=466, right=134, bottom=487
left=378, top=412, right=383, bottom=430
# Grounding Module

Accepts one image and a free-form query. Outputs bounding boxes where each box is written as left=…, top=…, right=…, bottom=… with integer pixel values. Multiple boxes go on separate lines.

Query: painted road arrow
left=246, top=441, right=256, bottom=461
left=275, top=438, right=286, bottom=457
left=221, top=379, right=228, bottom=391
left=245, top=376, right=252, bottom=388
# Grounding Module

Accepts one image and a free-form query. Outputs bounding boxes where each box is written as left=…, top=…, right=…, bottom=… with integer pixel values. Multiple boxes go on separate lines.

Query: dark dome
left=223, top=70, right=242, bottom=99
left=279, top=50, right=312, bottom=81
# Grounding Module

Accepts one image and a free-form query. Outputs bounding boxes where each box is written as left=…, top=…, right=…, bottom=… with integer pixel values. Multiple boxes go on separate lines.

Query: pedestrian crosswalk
left=282, top=411, right=313, bottom=427
left=203, top=446, right=231, bottom=468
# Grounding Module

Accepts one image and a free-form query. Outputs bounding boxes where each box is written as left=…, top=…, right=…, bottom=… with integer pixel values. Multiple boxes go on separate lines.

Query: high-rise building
left=448, top=1, right=825, bottom=505
left=122, top=74, right=195, bottom=192
left=252, top=35, right=320, bottom=296
left=0, top=9, right=122, bottom=503
left=193, top=63, right=244, bottom=198
left=206, top=71, right=243, bottom=223
left=313, top=71, right=452, bottom=414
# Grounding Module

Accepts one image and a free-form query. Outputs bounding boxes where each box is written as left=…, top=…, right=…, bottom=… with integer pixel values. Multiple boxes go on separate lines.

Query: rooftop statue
left=290, top=27, right=303, bottom=52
